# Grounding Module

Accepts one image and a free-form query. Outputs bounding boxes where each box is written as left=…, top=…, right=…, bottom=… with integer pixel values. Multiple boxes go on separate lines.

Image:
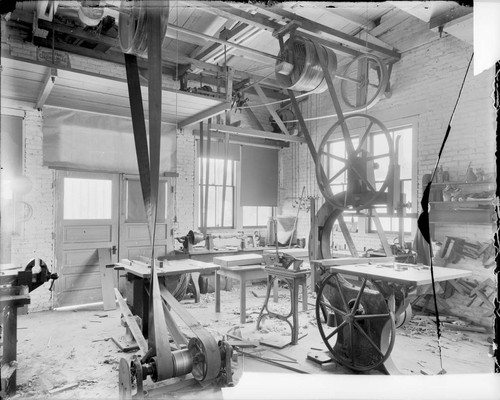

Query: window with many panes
left=368, top=125, right=414, bottom=233
left=324, top=124, right=415, bottom=234
left=198, top=157, right=235, bottom=228
left=242, top=206, right=273, bottom=227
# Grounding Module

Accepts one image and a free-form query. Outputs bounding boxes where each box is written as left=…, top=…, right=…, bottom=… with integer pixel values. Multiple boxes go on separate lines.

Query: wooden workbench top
left=330, top=263, right=471, bottom=286
left=213, top=254, right=264, bottom=267
left=263, top=248, right=309, bottom=258
left=119, top=259, right=220, bottom=278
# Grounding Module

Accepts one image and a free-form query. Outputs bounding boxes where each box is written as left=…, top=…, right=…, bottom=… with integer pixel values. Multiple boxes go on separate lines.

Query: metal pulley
left=118, top=0, right=170, bottom=57
left=275, top=35, right=337, bottom=93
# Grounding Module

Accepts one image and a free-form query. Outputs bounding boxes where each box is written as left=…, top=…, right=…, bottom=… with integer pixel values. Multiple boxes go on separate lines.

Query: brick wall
left=9, top=110, right=56, bottom=312
left=277, top=19, right=496, bottom=326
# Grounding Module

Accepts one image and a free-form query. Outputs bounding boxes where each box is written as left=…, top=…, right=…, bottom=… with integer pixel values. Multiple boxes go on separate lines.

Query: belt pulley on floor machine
left=117, top=2, right=233, bottom=397
left=275, top=31, right=410, bottom=372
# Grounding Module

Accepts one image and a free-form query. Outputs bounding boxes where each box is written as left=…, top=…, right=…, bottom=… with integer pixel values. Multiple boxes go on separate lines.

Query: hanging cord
left=417, top=53, right=474, bottom=372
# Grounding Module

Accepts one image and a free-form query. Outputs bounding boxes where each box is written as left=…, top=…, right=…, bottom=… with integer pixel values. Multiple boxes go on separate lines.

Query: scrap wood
left=48, top=382, right=79, bottom=395
left=226, top=340, right=259, bottom=348
left=441, top=322, right=487, bottom=333
left=235, top=348, right=309, bottom=374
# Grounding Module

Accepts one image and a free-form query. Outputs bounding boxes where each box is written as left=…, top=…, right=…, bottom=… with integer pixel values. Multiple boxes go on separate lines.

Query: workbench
left=214, top=264, right=268, bottom=325
left=212, top=254, right=268, bottom=325
left=118, top=259, right=219, bottom=337
left=0, top=289, right=30, bottom=397
left=315, top=262, right=472, bottom=374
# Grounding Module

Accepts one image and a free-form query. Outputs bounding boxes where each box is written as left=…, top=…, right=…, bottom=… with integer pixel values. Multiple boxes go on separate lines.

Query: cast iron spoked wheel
left=118, top=0, right=170, bottom=57
left=340, top=54, right=388, bottom=110
left=315, top=273, right=396, bottom=372
left=315, top=114, right=394, bottom=210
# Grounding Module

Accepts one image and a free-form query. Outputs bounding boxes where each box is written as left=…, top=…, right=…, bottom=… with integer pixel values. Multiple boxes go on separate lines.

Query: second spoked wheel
left=315, top=114, right=394, bottom=210
left=316, top=272, right=396, bottom=372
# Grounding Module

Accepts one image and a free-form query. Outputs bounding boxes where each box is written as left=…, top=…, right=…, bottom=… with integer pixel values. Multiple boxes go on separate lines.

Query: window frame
left=242, top=205, right=274, bottom=228
left=196, top=156, right=239, bottom=230
left=366, top=118, right=418, bottom=235
left=322, top=116, right=418, bottom=236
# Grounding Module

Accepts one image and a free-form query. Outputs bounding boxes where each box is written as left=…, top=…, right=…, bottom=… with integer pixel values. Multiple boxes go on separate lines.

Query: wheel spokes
left=325, top=320, right=347, bottom=341
left=334, top=275, right=350, bottom=312
left=348, top=324, right=355, bottom=366
left=319, top=300, right=346, bottom=317
left=354, top=313, right=391, bottom=320
left=351, top=278, right=367, bottom=313
left=320, top=150, right=348, bottom=164
left=355, top=122, right=374, bottom=154
left=328, top=165, right=348, bottom=185
left=353, top=321, right=384, bottom=358
left=366, top=153, right=390, bottom=162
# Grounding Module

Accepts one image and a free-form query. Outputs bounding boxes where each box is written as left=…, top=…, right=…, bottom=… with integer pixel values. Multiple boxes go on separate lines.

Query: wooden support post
left=98, top=248, right=116, bottom=311
left=371, top=209, right=393, bottom=257
left=221, top=132, right=229, bottom=227
left=114, top=288, right=149, bottom=355
left=254, top=83, right=290, bottom=135
left=337, top=214, right=359, bottom=257
left=309, top=197, right=318, bottom=292
left=199, top=121, right=205, bottom=233
left=204, top=119, right=211, bottom=231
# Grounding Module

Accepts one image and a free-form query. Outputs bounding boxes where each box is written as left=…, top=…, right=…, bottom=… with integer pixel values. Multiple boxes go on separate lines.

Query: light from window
left=243, top=206, right=272, bottom=227
left=199, top=158, right=235, bottom=228
left=63, top=177, right=112, bottom=220
left=370, top=126, right=414, bottom=233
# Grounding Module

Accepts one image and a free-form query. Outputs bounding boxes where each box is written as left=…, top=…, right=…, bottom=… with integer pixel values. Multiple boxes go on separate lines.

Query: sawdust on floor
left=10, top=282, right=494, bottom=399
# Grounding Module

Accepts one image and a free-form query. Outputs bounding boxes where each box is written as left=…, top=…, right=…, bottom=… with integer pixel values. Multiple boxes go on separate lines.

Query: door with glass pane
left=55, top=171, right=119, bottom=307
left=118, top=176, right=171, bottom=261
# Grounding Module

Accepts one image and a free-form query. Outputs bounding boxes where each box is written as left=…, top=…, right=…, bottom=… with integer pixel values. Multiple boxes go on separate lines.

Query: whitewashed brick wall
left=10, top=111, right=56, bottom=312
left=279, top=21, right=495, bottom=252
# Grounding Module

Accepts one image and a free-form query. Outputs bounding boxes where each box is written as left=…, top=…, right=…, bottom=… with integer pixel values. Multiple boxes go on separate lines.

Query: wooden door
left=118, top=175, right=172, bottom=261
left=55, top=171, right=119, bottom=307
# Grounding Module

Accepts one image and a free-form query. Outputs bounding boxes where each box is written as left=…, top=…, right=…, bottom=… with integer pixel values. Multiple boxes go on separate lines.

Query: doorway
left=55, top=171, right=172, bottom=307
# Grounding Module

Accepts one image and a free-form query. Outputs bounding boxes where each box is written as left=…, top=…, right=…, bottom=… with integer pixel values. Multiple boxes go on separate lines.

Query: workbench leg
left=240, top=278, right=246, bottom=324
left=310, top=266, right=316, bottom=295
left=302, top=279, right=308, bottom=311
left=2, top=305, right=18, bottom=396
left=190, top=272, right=201, bottom=303
left=291, top=279, right=299, bottom=345
left=215, top=271, right=221, bottom=313
left=273, top=278, right=279, bottom=303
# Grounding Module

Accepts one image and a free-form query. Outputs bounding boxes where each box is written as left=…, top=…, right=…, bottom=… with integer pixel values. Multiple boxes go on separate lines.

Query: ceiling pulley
left=275, top=35, right=337, bottom=94
left=118, top=0, right=170, bottom=57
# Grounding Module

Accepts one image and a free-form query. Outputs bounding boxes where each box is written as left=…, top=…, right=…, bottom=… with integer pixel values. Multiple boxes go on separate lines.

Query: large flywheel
left=316, top=114, right=394, bottom=210
left=315, top=272, right=396, bottom=371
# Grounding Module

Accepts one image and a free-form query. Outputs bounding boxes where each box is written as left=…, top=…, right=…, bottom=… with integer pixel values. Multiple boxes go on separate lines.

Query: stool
left=256, top=266, right=310, bottom=345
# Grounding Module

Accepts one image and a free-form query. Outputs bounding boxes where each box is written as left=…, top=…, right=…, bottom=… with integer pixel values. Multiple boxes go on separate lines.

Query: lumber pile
left=438, top=236, right=495, bottom=268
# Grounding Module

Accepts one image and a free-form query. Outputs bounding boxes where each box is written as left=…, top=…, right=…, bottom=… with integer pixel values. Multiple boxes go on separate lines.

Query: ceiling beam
left=178, top=102, right=230, bottom=128
left=167, top=23, right=279, bottom=61
left=35, top=68, right=58, bottom=110
left=251, top=6, right=401, bottom=61
left=191, top=22, right=249, bottom=61
left=37, top=19, right=118, bottom=47
left=189, top=1, right=281, bottom=33
left=207, top=123, right=306, bottom=144
left=192, top=128, right=289, bottom=149
left=188, top=1, right=399, bottom=61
